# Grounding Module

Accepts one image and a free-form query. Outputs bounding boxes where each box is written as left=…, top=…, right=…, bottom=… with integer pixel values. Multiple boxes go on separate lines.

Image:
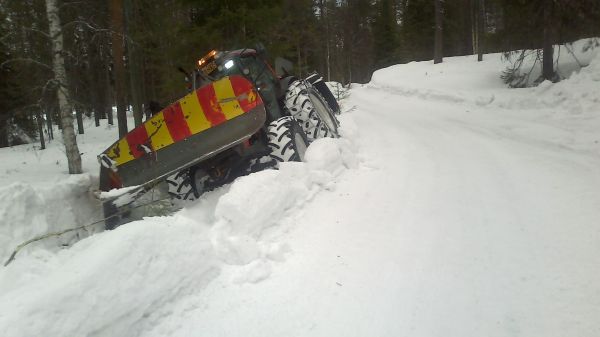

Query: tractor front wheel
left=267, top=116, right=309, bottom=163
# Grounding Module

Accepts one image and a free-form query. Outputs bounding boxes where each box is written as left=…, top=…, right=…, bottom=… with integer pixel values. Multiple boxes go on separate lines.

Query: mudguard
left=98, top=75, right=265, bottom=192
left=278, top=75, right=298, bottom=99
left=305, top=72, right=341, bottom=114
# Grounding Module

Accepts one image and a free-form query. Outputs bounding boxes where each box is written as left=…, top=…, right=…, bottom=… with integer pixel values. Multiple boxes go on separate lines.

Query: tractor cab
left=195, top=49, right=284, bottom=123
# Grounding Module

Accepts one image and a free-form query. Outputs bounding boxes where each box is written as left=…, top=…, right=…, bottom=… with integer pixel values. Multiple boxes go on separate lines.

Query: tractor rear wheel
left=284, top=80, right=339, bottom=141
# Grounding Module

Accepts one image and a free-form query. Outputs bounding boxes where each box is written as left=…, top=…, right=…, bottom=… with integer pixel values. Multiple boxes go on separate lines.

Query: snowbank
left=0, top=118, right=126, bottom=263
left=185, top=135, right=358, bottom=279
left=0, top=175, right=102, bottom=263
left=0, top=134, right=358, bottom=337
left=368, top=38, right=600, bottom=156
left=370, top=38, right=599, bottom=109
left=326, top=81, right=351, bottom=101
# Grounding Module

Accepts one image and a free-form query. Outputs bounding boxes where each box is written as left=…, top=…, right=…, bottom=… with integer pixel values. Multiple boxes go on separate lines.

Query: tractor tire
left=166, top=169, right=197, bottom=201
left=284, top=80, right=339, bottom=141
left=267, top=117, right=309, bottom=163
left=103, top=201, right=120, bottom=230
left=166, top=167, right=212, bottom=202
left=103, top=201, right=130, bottom=230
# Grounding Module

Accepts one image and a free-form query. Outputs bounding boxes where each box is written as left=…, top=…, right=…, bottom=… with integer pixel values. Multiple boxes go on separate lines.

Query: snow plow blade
left=98, top=75, right=265, bottom=192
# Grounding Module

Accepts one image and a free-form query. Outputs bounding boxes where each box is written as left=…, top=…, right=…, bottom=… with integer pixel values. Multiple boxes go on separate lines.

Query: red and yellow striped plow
left=103, top=75, right=262, bottom=167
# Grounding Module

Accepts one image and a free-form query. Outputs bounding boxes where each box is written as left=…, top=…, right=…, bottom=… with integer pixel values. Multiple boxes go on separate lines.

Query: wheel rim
left=294, top=132, right=308, bottom=161
left=308, top=89, right=338, bottom=135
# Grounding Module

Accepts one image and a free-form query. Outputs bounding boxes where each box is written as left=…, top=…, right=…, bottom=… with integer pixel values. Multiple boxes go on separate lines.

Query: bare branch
left=59, top=1, right=89, bottom=10
left=62, top=20, right=110, bottom=33
left=1, top=58, right=53, bottom=71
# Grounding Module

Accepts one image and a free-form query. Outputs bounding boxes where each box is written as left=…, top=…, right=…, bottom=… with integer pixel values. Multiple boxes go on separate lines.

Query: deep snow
left=1, top=40, right=599, bottom=337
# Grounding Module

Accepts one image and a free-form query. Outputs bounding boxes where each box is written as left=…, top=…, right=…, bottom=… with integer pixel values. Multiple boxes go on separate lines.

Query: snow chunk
left=232, top=259, right=272, bottom=284
left=99, top=185, right=140, bottom=199
left=214, top=166, right=311, bottom=236
left=0, top=183, right=47, bottom=259
left=210, top=137, right=358, bottom=282
left=305, top=137, right=358, bottom=174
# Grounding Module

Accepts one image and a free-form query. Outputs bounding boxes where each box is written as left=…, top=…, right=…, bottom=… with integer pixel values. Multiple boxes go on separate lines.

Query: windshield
left=198, top=54, right=283, bottom=121
left=204, top=56, right=263, bottom=82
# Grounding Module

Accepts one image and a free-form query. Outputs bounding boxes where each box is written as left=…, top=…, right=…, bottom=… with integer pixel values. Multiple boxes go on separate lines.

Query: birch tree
left=45, top=0, right=82, bottom=174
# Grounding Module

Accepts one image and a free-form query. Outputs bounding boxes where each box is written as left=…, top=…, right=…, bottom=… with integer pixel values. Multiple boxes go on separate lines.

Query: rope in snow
left=3, top=196, right=173, bottom=267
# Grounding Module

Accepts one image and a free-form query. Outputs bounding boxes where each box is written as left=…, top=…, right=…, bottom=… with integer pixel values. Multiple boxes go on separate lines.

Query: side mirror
left=274, top=57, right=294, bottom=77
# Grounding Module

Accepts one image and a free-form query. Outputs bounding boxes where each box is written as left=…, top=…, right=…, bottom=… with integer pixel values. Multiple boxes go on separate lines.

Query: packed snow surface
left=1, top=40, right=599, bottom=336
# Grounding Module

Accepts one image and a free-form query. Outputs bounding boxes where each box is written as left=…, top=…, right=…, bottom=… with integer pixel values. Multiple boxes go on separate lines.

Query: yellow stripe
left=180, top=91, right=211, bottom=134
left=213, top=77, right=244, bottom=120
left=109, top=138, right=135, bottom=166
left=144, top=112, right=174, bottom=150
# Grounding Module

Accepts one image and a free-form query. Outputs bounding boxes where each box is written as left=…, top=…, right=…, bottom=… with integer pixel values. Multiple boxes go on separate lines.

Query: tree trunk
left=462, top=0, right=473, bottom=55
left=0, top=117, right=9, bottom=148
left=110, top=0, right=128, bottom=137
left=542, top=0, right=554, bottom=81
left=102, top=51, right=114, bottom=125
left=36, top=111, right=46, bottom=149
left=92, top=65, right=101, bottom=127
left=124, top=0, right=144, bottom=127
left=45, top=0, right=82, bottom=174
left=75, top=106, right=84, bottom=134
left=471, top=0, right=477, bottom=54
left=56, top=105, right=62, bottom=130
left=434, top=0, right=444, bottom=64
left=477, top=0, right=485, bottom=61
left=46, top=109, right=53, bottom=140
left=296, top=42, right=302, bottom=77
left=94, top=107, right=101, bottom=126
left=87, top=42, right=101, bottom=127
left=325, top=4, right=331, bottom=81
left=317, top=0, right=331, bottom=80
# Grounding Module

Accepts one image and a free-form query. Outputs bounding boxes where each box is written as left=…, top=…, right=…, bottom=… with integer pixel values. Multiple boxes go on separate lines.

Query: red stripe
left=126, top=126, right=150, bottom=158
left=164, top=102, right=191, bottom=142
left=229, top=75, right=261, bottom=112
left=196, top=84, right=226, bottom=126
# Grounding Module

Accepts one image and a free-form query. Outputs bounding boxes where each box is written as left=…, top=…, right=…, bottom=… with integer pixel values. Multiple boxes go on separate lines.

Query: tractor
left=97, top=47, right=341, bottom=229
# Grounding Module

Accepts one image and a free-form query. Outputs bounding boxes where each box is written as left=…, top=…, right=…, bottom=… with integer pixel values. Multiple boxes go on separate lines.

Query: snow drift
left=0, top=175, right=101, bottom=263
left=0, top=135, right=358, bottom=337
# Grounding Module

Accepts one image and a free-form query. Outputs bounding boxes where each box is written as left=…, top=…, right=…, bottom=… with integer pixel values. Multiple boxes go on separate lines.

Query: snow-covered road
left=152, top=85, right=600, bottom=337
left=1, top=48, right=599, bottom=337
